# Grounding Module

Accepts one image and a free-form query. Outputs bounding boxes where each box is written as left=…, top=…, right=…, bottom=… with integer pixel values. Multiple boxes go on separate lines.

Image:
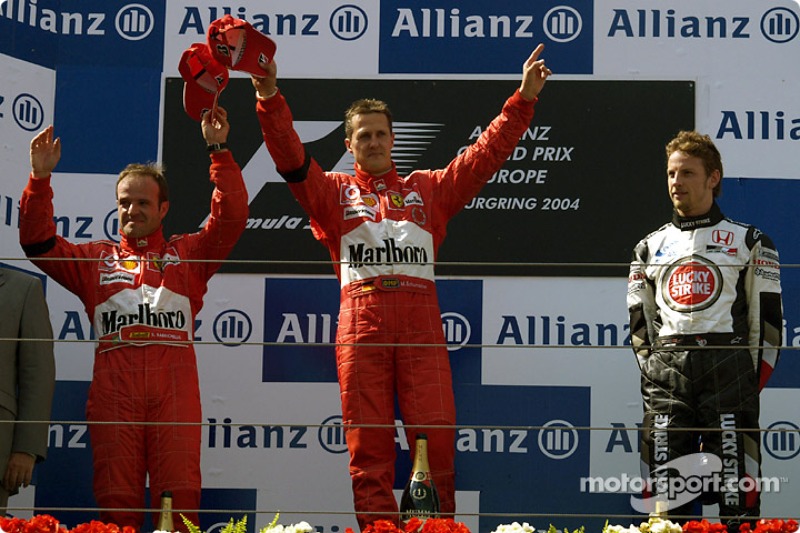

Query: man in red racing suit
left=250, top=47, right=551, bottom=529
left=20, top=108, right=248, bottom=531
left=627, top=131, right=782, bottom=528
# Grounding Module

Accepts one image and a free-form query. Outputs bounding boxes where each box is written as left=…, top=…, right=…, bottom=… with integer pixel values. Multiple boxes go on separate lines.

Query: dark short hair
left=116, top=163, right=169, bottom=204
left=665, top=131, right=723, bottom=197
left=344, top=99, right=393, bottom=139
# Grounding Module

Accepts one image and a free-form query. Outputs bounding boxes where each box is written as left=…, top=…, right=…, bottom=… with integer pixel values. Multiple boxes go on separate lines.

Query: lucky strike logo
left=662, top=257, right=722, bottom=312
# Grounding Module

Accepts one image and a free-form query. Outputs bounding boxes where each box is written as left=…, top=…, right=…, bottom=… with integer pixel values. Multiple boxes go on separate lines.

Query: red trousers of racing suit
left=337, top=281, right=456, bottom=529
left=87, top=344, right=202, bottom=530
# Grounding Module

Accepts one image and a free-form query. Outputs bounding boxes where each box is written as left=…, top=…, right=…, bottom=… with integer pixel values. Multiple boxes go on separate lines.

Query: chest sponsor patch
left=99, top=271, right=136, bottom=285
left=344, top=205, right=377, bottom=221
left=388, top=192, right=405, bottom=209
left=340, top=184, right=363, bottom=205
left=661, top=256, right=722, bottom=312
left=404, top=191, right=424, bottom=206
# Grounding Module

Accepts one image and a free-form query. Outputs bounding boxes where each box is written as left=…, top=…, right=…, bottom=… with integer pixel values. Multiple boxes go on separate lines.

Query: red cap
left=178, top=42, right=229, bottom=121
left=207, top=15, right=276, bottom=76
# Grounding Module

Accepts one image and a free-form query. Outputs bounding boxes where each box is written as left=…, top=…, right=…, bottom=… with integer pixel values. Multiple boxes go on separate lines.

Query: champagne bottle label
left=399, top=434, right=440, bottom=521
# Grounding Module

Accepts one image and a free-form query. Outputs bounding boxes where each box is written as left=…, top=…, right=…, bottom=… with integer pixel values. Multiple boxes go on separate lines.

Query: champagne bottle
left=400, top=433, right=440, bottom=521
left=157, top=491, right=175, bottom=532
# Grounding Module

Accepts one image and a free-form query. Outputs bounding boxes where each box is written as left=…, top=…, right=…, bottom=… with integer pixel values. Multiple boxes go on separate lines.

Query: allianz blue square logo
left=261, top=278, right=483, bottom=383
left=379, top=0, right=593, bottom=74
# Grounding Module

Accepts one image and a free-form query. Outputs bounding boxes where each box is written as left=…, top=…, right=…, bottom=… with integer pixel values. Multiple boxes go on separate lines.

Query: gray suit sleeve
left=14, top=277, right=56, bottom=461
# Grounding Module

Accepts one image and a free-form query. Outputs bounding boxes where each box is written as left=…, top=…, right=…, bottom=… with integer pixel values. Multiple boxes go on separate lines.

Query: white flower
left=491, top=522, right=536, bottom=533
left=604, top=525, right=642, bottom=533
left=641, top=518, right=682, bottom=533
left=260, top=521, right=313, bottom=533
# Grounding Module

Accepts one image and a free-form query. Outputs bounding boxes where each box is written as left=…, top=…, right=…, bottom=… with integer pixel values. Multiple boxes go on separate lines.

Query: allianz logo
left=390, top=6, right=583, bottom=43
left=177, top=5, right=368, bottom=41
left=0, top=1, right=154, bottom=40
left=213, top=309, right=253, bottom=347
left=763, top=421, right=800, bottom=460
left=275, top=311, right=473, bottom=351
left=208, top=415, right=576, bottom=459
left=607, top=6, right=799, bottom=43
left=7, top=92, right=44, bottom=132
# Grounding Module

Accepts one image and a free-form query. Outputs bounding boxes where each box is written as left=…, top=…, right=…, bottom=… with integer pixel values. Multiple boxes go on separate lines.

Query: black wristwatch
left=206, top=142, right=228, bottom=152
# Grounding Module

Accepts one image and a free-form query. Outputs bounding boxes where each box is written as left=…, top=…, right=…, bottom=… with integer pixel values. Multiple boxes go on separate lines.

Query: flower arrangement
left=2, top=515, right=797, bottom=533
left=603, top=517, right=800, bottom=533
left=738, top=520, right=799, bottom=533
left=0, top=515, right=136, bottom=533
left=179, top=514, right=313, bottom=533
left=604, top=517, right=684, bottom=533
left=346, top=518, right=471, bottom=533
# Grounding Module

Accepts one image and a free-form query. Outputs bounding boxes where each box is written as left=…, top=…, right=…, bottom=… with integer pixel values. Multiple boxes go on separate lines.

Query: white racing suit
left=627, top=203, right=782, bottom=526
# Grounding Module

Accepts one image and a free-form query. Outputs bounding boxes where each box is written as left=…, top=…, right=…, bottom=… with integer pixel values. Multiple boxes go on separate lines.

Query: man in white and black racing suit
left=627, top=131, right=782, bottom=528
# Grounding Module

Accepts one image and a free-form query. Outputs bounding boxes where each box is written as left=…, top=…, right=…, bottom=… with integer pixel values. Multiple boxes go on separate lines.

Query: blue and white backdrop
left=1, top=2, right=799, bottom=532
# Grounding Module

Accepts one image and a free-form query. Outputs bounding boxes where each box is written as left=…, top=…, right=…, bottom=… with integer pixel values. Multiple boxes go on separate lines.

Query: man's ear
left=708, top=169, right=721, bottom=190
left=159, top=200, right=170, bottom=220
left=344, top=137, right=352, bottom=153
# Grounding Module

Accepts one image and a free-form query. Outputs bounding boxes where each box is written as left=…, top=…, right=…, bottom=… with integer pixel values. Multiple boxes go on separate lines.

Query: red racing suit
left=256, top=89, right=536, bottom=528
left=19, top=151, right=248, bottom=531
left=627, top=203, right=782, bottom=526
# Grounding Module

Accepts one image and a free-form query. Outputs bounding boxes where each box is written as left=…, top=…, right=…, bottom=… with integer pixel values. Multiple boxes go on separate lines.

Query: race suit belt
left=346, top=275, right=435, bottom=296
left=654, top=333, right=747, bottom=349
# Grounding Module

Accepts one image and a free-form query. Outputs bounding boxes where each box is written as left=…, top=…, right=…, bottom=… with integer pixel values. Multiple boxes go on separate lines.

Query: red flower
left=682, top=519, right=728, bottom=533
left=740, top=520, right=800, bottom=533
left=24, top=515, right=61, bottom=533
left=352, top=518, right=471, bottom=533
left=0, top=517, right=27, bottom=533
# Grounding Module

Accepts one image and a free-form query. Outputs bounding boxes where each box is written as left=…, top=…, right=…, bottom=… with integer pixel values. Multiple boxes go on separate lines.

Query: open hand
left=30, top=125, right=61, bottom=178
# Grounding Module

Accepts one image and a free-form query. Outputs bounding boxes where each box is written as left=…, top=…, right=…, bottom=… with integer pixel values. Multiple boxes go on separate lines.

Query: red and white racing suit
left=19, top=151, right=248, bottom=531
left=257, top=89, right=537, bottom=528
left=627, top=203, right=782, bottom=526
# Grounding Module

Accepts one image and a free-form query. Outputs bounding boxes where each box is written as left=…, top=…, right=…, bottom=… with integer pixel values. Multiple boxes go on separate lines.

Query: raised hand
left=519, top=44, right=553, bottom=101
left=30, top=125, right=61, bottom=178
left=202, top=106, right=230, bottom=146
left=251, top=59, right=278, bottom=99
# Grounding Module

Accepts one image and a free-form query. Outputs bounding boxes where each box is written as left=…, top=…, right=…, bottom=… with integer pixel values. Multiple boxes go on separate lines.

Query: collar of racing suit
left=118, top=226, right=166, bottom=253
left=353, top=162, right=399, bottom=191
left=671, top=202, right=724, bottom=231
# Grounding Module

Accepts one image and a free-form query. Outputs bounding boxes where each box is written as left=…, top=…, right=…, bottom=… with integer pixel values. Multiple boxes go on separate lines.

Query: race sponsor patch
left=404, top=190, right=424, bottom=206
left=388, top=191, right=405, bottom=209
left=661, top=256, right=722, bottom=312
left=343, top=205, right=378, bottom=221
left=340, top=183, right=363, bottom=205
left=99, top=271, right=136, bottom=285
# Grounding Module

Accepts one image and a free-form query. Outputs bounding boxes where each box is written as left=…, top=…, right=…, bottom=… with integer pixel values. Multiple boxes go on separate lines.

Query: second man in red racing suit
left=251, top=47, right=551, bottom=529
left=20, top=109, right=248, bottom=531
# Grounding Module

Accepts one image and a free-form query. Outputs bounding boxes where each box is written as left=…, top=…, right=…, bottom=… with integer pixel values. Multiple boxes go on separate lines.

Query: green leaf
left=180, top=514, right=203, bottom=533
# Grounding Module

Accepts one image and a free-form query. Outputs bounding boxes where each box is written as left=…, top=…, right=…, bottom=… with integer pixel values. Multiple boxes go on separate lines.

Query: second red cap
left=178, top=42, right=229, bottom=121
left=207, top=15, right=277, bottom=76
